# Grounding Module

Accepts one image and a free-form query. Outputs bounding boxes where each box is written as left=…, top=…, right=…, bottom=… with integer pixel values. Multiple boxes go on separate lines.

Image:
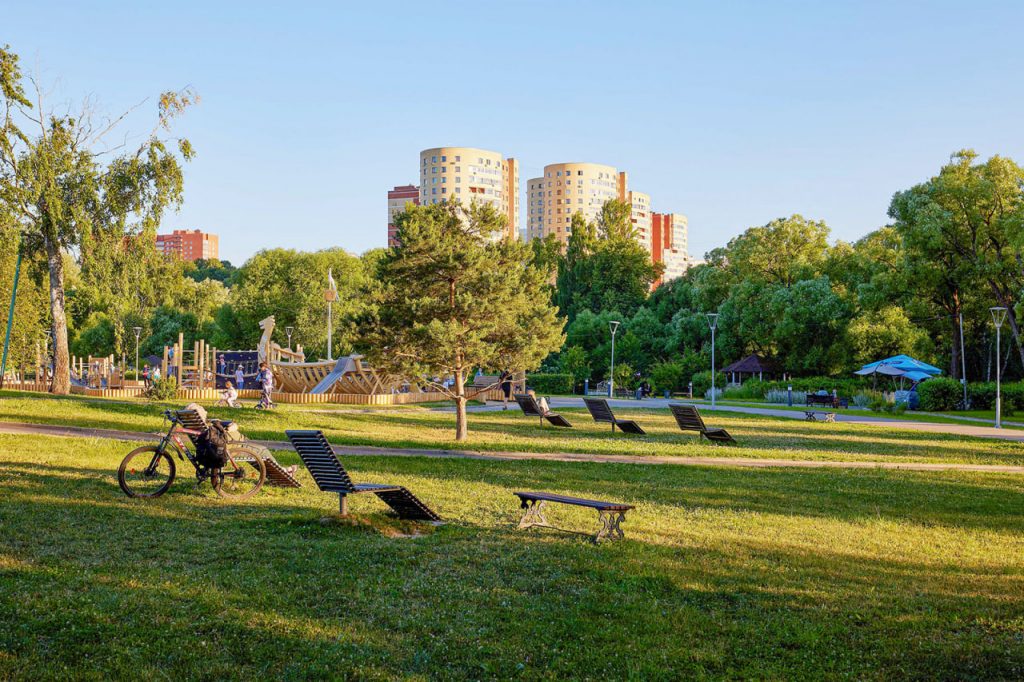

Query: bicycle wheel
left=212, top=443, right=266, bottom=500
left=118, top=446, right=176, bottom=498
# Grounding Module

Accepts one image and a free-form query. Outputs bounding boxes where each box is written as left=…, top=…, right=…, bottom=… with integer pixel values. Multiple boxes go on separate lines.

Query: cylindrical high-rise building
left=419, top=147, right=519, bottom=240
left=526, top=162, right=651, bottom=249
left=526, top=162, right=620, bottom=243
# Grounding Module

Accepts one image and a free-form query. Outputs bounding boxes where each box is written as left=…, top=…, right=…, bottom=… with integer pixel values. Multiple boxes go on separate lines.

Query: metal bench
left=804, top=410, right=836, bottom=423
left=668, top=404, right=737, bottom=444
left=514, top=492, right=634, bottom=543
left=582, top=397, right=646, bottom=434
left=175, top=408, right=301, bottom=487
left=514, top=394, right=573, bottom=428
left=285, top=430, right=440, bottom=521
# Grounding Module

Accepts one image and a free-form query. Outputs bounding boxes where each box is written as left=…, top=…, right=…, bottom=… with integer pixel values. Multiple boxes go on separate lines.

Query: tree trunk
left=45, top=238, right=70, bottom=395
left=989, top=281, right=1024, bottom=372
left=950, top=311, right=961, bottom=381
left=454, top=370, right=468, bottom=441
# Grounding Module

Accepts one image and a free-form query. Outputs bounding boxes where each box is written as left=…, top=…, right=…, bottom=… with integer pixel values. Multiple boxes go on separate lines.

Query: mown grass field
left=1, top=390, right=1023, bottom=466
left=0, top=432, right=1022, bottom=679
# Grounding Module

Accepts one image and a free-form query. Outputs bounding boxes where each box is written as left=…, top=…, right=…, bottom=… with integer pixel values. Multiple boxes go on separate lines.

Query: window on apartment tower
left=441, top=156, right=446, bottom=162
left=432, top=156, right=437, bottom=163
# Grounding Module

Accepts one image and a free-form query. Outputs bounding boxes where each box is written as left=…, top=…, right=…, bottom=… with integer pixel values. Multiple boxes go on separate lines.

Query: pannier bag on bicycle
left=196, top=421, right=230, bottom=468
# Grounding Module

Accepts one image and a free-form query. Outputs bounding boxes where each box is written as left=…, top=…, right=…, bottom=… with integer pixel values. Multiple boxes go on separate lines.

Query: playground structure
left=257, top=315, right=419, bottom=396
left=8, top=316, right=506, bottom=406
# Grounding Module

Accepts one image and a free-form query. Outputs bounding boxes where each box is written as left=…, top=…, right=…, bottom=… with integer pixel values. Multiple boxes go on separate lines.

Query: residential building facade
left=418, top=147, right=519, bottom=240
left=651, top=212, right=693, bottom=285
left=386, top=184, right=420, bottom=246
left=155, top=229, right=219, bottom=262
left=526, top=163, right=652, bottom=249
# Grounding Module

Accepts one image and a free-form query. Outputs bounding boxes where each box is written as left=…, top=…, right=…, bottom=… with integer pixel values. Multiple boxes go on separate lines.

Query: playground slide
left=309, top=357, right=351, bottom=394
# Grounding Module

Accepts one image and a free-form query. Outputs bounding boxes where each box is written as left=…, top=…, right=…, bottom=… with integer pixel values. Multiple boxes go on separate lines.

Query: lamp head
left=990, top=306, right=1008, bottom=327
left=609, top=320, right=620, bottom=335
left=706, top=312, right=719, bottom=330
left=132, top=326, right=142, bottom=336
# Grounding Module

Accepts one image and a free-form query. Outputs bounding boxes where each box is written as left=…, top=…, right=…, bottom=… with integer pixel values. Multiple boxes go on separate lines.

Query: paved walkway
left=2, top=420, right=1022, bottom=474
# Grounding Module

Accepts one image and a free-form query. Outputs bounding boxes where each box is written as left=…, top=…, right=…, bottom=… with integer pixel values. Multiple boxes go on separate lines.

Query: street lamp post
left=608, top=320, right=620, bottom=398
left=132, top=326, right=142, bottom=384
left=285, top=326, right=294, bottom=350
left=991, top=307, right=1007, bottom=428
left=706, top=313, right=719, bottom=410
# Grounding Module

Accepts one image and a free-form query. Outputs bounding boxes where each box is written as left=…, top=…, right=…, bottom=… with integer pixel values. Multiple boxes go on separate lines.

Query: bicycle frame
left=150, top=412, right=211, bottom=481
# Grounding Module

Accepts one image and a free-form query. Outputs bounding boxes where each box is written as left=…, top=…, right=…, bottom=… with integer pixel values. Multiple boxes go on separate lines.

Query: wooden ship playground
left=3, top=316, right=504, bottom=405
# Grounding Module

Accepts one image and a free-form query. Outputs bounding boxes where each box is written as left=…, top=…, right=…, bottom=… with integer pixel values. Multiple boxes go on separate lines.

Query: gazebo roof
left=722, top=354, right=779, bottom=374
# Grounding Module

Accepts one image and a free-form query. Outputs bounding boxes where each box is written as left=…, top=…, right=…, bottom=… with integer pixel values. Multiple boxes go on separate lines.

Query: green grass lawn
left=2, top=390, right=1023, bottom=466
left=0, top=433, right=1022, bottom=679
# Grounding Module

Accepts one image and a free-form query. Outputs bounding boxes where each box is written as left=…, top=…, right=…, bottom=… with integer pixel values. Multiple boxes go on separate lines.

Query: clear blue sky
left=7, top=0, right=1024, bottom=264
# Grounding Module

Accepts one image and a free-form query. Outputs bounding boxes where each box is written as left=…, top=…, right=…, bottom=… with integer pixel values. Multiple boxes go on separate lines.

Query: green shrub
left=525, top=373, right=574, bottom=395
left=968, top=381, right=1024, bottom=412
left=691, top=370, right=726, bottom=398
left=725, top=379, right=769, bottom=400
left=649, top=361, right=685, bottom=393
left=759, top=377, right=869, bottom=397
left=917, top=377, right=962, bottom=411
left=613, top=363, right=637, bottom=391
left=852, top=390, right=885, bottom=408
left=146, top=376, right=178, bottom=401
left=764, top=389, right=806, bottom=404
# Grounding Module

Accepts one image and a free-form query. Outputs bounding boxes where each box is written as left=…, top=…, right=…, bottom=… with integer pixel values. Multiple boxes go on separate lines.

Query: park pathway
left=1, top=420, right=1022, bottom=474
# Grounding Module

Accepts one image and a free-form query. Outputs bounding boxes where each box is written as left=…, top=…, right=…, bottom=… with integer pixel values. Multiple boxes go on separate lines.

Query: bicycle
left=117, top=410, right=267, bottom=500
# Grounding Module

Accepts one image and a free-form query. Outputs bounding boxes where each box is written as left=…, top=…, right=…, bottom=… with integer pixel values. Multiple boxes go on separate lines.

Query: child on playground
left=256, top=362, right=274, bottom=409
left=217, top=380, right=240, bottom=408
left=234, top=365, right=245, bottom=390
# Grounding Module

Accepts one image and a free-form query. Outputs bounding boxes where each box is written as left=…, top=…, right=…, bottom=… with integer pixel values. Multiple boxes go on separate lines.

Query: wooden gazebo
left=722, top=354, right=780, bottom=384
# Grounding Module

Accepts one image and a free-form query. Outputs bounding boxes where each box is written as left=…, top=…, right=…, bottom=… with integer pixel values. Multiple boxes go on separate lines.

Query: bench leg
left=595, top=510, right=627, bottom=543
left=825, top=413, right=836, bottom=423
left=339, top=493, right=349, bottom=516
left=517, top=500, right=549, bottom=530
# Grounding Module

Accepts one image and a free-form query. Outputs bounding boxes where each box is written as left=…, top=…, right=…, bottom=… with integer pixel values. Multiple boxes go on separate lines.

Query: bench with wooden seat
left=514, top=492, right=634, bottom=543
left=285, top=430, right=441, bottom=521
left=668, top=404, right=737, bottom=444
left=803, top=410, right=836, bottom=422
left=175, top=408, right=301, bottom=487
left=514, top=394, right=573, bottom=428
left=582, top=397, right=646, bottom=434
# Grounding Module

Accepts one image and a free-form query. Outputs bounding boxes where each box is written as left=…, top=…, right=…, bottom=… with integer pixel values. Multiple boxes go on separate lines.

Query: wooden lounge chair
left=582, top=397, right=646, bottom=434
left=668, top=404, right=737, bottom=444
left=175, top=408, right=301, bottom=487
left=285, top=430, right=441, bottom=521
left=514, top=394, right=573, bottom=428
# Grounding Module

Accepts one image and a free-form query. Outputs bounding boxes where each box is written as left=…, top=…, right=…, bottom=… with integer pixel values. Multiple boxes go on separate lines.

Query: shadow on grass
left=1, top=467, right=1022, bottom=679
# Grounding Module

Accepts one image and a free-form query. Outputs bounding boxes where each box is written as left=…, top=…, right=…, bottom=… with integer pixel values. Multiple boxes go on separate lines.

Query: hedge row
left=525, top=373, right=575, bottom=395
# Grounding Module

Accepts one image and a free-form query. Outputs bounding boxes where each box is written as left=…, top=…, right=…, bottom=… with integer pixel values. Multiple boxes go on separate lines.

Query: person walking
left=256, top=362, right=275, bottom=409
left=499, top=370, right=513, bottom=410
left=234, top=365, right=245, bottom=391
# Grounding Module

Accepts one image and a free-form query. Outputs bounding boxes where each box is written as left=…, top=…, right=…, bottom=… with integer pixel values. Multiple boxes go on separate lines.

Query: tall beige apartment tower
left=526, top=163, right=651, bottom=249
left=418, top=147, right=519, bottom=240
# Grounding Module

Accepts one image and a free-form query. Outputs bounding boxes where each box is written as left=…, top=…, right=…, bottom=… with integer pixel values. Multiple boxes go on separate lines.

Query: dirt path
left=2, top=420, right=1022, bottom=474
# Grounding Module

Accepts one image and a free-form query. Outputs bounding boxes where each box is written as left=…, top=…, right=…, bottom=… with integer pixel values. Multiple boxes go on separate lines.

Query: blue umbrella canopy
left=855, top=355, right=942, bottom=376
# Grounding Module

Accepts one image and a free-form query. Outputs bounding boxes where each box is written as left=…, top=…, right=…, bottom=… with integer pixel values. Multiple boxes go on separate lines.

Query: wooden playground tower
left=162, top=333, right=218, bottom=388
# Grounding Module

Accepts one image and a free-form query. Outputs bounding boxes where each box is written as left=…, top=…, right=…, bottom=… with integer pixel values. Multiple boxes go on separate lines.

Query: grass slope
left=1, top=390, right=1023, bottom=466
left=0, top=434, right=1022, bottom=679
